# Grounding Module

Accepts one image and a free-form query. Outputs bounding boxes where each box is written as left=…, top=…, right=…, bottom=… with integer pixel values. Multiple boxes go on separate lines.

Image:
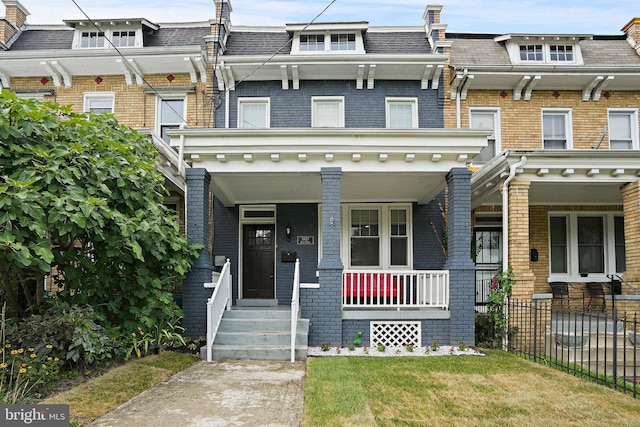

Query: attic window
left=500, top=35, right=585, bottom=66
left=288, top=23, right=367, bottom=55
left=300, top=34, right=324, bottom=51
left=81, top=31, right=105, bottom=48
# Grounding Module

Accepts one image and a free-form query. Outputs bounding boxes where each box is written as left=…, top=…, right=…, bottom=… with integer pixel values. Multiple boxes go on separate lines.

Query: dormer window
left=288, top=22, right=367, bottom=55
left=65, top=18, right=159, bottom=50
left=549, top=45, right=573, bottom=61
left=300, top=34, right=324, bottom=51
left=331, top=34, right=356, bottom=51
left=498, top=34, right=588, bottom=66
left=81, top=31, right=105, bottom=48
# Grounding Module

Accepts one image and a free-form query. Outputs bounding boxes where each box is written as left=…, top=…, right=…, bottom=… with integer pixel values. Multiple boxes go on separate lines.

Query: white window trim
left=542, top=108, right=573, bottom=149
left=155, top=94, right=187, bottom=139
left=238, top=97, right=271, bottom=129
left=386, top=97, right=419, bottom=129
left=504, top=40, right=584, bottom=65
left=73, top=27, right=143, bottom=49
left=469, top=107, right=501, bottom=163
left=83, top=92, right=115, bottom=113
left=608, top=108, right=639, bottom=150
left=312, top=96, right=345, bottom=128
left=548, top=212, right=623, bottom=283
left=340, top=203, right=413, bottom=270
left=291, top=30, right=365, bottom=54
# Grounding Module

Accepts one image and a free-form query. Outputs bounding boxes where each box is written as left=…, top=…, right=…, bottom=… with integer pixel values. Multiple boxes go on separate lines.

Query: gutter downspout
left=177, top=123, right=186, bottom=179
left=455, top=69, right=468, bottom=129
left=501, top=155, right=526, bottom=350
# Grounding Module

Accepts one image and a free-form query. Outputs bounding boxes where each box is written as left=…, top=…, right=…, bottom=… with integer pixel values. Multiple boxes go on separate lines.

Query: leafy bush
left=5, top=300, right=121, bottom=367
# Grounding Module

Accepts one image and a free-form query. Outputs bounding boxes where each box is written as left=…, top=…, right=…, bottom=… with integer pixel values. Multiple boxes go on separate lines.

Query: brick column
left=443, top=168, right=475, bottom=345
left=304, top=167, right=343, bottom=346
left=507, top=178, right=535, bottom=299
left=621, top=180, right=640, bottom=284
left=182, top=168, right=214, bottom=338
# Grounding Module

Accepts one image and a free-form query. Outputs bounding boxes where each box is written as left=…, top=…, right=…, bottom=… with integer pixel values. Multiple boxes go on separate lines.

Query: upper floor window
left=288, top=23, right=367, bottom=55
left=68, top=19, right=156, bottom=49
left=608, top=109, right=638, bottom=150
left=549, top=45, right=574, bottom=62
left=238, top=98, right=270, bottom=128
left=312, top=96, right=344, bottom=128
left=542, top=109, right=572, bottom=149
left=81, top=31, right=105, bottom=48
left=300, top=34, right=325, bottom=51
left=519, top=44, right=542, bottom=61
left=331, top=34, right=356, bottom=51
left=112, top=31, right=136, bottom=48
left=156, top=97, right=186, bottom=143
left=84, top=92, right=114, bottom=114
left=470, top=108, right=501, bottom=163
left=386, top=98, right=418, bottom=128
left=500, top=35, right=584, bottom=65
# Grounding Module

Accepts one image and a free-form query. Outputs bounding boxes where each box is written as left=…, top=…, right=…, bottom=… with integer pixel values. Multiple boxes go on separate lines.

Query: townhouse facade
left=442, top=16, right=640, bottom=314
left=5, top=0, right=638, bottom=353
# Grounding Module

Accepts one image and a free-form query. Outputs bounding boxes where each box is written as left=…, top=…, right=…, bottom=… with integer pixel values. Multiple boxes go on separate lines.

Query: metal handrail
left=290, top=258, right=301, bottom=363
left=607, top=274, right=640, bottom=295
left=206, top=259, right=231, bottom=362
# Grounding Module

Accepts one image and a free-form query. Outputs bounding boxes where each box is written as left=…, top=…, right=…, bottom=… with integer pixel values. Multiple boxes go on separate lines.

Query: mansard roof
left=223, top=27, right=433, bottom=56
left=449, top=33, right=640, bottom=67
left=5, top=24, right=210, bottom=51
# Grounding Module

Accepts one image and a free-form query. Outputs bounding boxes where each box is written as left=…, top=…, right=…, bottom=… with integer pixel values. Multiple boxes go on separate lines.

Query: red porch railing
left=342, top=270, right=449, bottom=310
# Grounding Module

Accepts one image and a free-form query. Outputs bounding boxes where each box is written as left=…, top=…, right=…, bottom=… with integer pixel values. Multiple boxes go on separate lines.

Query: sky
left=16, top=1, right=639, bottom=35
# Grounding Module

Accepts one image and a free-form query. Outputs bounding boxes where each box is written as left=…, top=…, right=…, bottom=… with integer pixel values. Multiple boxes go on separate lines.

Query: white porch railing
left=290, top=258, right=301, bottom=363
left=206, top=259, right=231, bottom=362
left=342, top=270, right=449, bottom=310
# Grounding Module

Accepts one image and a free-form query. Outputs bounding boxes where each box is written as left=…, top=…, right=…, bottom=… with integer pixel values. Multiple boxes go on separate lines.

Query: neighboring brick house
left=0, top=0, right=206, bottom=293
left=443, top=13, right=640, bottom=313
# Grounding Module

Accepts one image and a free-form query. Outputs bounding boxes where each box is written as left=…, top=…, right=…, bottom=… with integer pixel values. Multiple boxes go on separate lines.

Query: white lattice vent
left=370, top=321, right=421, bottom=348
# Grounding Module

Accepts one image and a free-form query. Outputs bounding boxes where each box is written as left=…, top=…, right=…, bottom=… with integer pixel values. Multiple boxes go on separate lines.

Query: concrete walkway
left=91, top=360, right=306, bottom=427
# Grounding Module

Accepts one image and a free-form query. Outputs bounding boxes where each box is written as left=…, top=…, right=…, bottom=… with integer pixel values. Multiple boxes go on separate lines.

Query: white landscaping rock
left=308, top=345, right=485, bottom=357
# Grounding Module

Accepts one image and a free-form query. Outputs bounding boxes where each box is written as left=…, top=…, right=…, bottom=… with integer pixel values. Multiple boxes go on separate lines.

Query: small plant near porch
left=486, top=266, right=515, bottom=348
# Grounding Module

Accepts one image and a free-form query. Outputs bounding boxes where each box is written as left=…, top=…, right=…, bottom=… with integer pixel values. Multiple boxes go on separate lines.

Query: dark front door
left=242, top=224, right=275, bottom=299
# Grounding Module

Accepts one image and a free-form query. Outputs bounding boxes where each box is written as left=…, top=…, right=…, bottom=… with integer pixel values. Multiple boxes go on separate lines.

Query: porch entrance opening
left=242, top=224, right=275, bottom=299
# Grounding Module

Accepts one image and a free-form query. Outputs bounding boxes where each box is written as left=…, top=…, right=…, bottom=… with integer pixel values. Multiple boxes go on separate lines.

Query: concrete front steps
left=203, top=301, right=309, bottom=361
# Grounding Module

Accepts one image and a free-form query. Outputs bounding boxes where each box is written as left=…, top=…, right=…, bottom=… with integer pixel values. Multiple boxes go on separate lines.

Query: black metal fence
left=509, top=299, right=639, bottom=398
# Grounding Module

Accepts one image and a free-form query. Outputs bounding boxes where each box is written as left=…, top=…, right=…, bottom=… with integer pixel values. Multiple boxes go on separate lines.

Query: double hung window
left=312, top=97, right=344, bottom=128
left=470, top=109, right=500, bottom=163
left=608, top=109, right=638, bottom=150
left=386, top=98, right=418, bottom=128
left=238, top=98, right=270, bottom=128
left=542, top=109, right=572, bottom=149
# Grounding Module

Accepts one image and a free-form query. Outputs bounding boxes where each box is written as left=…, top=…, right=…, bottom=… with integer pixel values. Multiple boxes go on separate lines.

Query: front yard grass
left=303, top=350, right=640, bottom=426
left=42, top=351, right=197, bottom=425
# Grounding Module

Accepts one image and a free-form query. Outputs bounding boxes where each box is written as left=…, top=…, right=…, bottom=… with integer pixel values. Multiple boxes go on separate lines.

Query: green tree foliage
left=0, top=91, right=199, bottom=331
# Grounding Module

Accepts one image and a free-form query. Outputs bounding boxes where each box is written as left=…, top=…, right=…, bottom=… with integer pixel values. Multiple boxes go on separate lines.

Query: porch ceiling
left=169, top=127, right=490, bottom=207
left=471, top=150, right=640, bottom=207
